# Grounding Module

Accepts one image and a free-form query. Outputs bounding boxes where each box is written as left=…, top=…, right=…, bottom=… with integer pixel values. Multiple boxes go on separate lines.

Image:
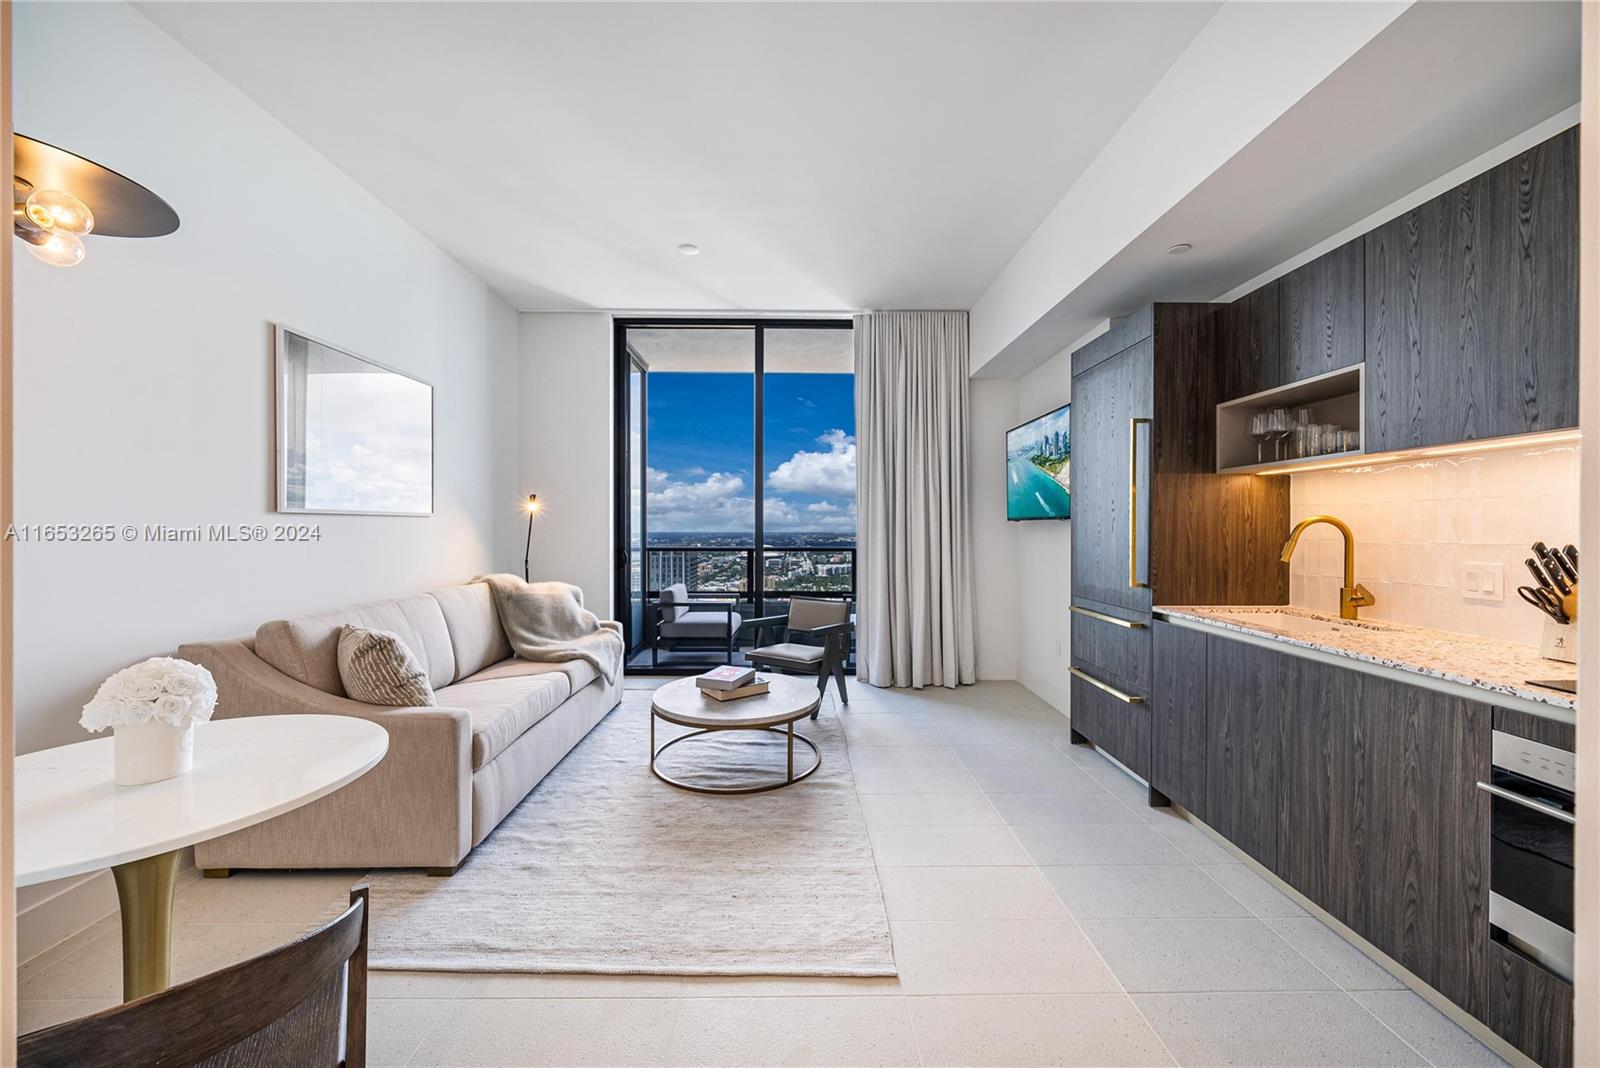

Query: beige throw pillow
left=337, top=625, right=436, bottom=707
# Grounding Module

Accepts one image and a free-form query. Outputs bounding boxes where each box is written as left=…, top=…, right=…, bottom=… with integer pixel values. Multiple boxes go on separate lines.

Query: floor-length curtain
left=854, top=311, right=976, bottom=688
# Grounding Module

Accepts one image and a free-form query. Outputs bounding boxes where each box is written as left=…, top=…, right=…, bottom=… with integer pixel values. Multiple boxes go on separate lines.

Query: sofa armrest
left=179, top=638, right=473, bottom=871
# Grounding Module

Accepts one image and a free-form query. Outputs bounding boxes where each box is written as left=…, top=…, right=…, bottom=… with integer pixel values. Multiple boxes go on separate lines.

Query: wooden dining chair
left=19, top=885, right=370, bottom=1068
left=744, top=597, right=853, bottom=710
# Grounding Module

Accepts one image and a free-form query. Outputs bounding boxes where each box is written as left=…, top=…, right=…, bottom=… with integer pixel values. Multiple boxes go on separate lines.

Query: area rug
left=361, top=689, right=896, bottom=976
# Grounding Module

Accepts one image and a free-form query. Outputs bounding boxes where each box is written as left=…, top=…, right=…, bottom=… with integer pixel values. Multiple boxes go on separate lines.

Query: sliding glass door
left=614, top=319, right=854, bottom=670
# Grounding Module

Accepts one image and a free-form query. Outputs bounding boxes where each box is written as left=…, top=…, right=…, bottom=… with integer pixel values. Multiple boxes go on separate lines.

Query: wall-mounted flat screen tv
left=1006, top=404, right=1070, bottom=521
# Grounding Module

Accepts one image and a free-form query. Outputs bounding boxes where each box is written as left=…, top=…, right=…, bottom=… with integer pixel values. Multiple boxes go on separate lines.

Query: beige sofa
left=178, top=581, right=622, bottom=875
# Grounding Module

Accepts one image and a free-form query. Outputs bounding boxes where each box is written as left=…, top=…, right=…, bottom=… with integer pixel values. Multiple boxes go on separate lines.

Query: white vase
left=113, top=720, right=195, bottom=786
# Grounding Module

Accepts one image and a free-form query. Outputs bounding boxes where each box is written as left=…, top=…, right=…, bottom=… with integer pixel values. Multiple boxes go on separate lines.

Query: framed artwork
left=275, top=325, right=433, bottom=515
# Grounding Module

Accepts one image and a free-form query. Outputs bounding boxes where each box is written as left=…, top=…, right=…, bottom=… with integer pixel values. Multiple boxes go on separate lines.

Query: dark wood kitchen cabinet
left=1204, top=636, right=1284, bottom=872
left=1202, top=630, right=1494, bottom=1026
left=1351, top=675, right=1492, bottom=1022
left=1488, top=940, right=1574, bottom=1068
left=1070, top=304, right=1288, bottom=618
left=1070, top=332, right=1154, bottom=615
left=1365, top=127, right=1578, bottom=452
left=1219, top=278, right=1281, bottom=398
left=1070, top=306, right=1287, bottom=785
left=1219, top=239, right=1361, bottom=397
left=1281, top=237, right=1364, bottom=385
left=1150, top=621, right=1207, bottom=819
left=1274, top=654, right=1364, bottom=923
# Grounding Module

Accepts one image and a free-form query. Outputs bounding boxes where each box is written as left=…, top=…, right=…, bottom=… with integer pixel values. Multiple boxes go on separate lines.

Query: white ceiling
left=136, top=1, right=1220, bottom=313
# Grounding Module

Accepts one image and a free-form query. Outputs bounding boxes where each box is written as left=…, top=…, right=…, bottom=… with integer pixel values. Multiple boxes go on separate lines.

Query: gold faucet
left=1280, top=515, right=1376, bottom=620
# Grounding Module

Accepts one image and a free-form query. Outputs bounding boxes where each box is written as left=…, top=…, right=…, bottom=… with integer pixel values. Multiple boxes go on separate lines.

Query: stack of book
left=695, top=665, right=770, bottom=702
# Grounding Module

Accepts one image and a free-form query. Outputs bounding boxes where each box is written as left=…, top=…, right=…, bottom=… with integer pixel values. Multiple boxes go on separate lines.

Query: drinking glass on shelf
left=1304, top=424, right=1323, bottom=456
left=1318, top=424, right=1341, bottom=454
left=1265, top=407, right=1292, bottom=460
left=1250, top=412, right=1271, bottom=463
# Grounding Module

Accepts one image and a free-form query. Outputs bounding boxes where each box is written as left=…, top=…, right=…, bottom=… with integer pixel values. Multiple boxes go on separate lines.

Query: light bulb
left=25, top=189, right=94, bottom=235
left=23, top=227, right=86, bottom=267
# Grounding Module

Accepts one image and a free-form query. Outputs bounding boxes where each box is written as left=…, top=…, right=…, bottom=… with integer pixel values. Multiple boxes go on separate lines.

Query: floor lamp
left=523, top=494, right=541, bottom=582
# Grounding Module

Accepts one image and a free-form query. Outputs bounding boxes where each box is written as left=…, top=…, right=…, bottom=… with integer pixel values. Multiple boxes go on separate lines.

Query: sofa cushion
left=430, top=582, right=513, bottom=681
left=469, top=656, right=599, bottom=695
left=257, top=594, right=456, bottom=697
left=337, top=625, right=437, bottom=706
left=660, top=609, right=742, bottom=640
left=659, top=583, right=690, bottom=622
left=438, top=671, right=573, bottom=770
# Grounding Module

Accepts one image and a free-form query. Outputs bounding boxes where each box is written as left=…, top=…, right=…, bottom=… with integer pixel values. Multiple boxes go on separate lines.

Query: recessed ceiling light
left=1166, top=242, right=1193, bottom=255
left=677, top=243, right=701, bottom=256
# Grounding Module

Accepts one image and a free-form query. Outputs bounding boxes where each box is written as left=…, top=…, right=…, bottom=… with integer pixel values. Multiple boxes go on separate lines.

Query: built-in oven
left=1478, top=729, right=1576, bottom=982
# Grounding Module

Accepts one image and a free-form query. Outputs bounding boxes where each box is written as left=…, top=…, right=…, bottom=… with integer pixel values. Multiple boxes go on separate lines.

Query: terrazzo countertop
left=1156, top=605, right=1577, bottom=716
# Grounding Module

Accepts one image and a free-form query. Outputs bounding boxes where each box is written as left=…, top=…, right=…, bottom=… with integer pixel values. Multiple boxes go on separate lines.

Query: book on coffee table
left=696, top=665, right=756, bottom=691
left=701, top=676, right=771, bottom=702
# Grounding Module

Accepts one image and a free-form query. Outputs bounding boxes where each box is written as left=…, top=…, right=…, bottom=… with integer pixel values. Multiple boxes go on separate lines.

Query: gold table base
left=650, top=716, right=821, bottom=795
left=109, top=849, right=182, bottom=1001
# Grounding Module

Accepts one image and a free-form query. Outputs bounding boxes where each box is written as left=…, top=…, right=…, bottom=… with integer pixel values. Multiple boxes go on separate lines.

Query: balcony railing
left=642, top=545, right=855, bottom=600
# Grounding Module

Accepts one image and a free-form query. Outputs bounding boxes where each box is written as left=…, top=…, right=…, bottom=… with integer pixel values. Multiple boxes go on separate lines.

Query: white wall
left=12, top=0, right=520, bottom=937
left=969, top=379, right=1020, bottom=680
left=517, top=313, right=614, bottom=613
left=1013, top=349, right=1073, bottom=712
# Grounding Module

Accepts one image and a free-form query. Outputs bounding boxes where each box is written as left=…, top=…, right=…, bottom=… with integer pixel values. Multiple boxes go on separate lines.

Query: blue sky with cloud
left=645, top=371, right=855, bottom=533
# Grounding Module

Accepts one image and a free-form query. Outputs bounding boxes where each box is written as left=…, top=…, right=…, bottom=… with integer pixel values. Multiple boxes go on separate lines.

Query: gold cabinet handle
left=1069, top=666, right=1144, bottom=704
left=1070, top=605, right=1147, bottom=629
left=1129, top=417, right=1151, bottom=589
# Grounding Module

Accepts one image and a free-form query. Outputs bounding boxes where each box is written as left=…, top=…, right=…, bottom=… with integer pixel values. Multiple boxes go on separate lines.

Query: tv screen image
left=1006, top=404, right=1070, bottom=521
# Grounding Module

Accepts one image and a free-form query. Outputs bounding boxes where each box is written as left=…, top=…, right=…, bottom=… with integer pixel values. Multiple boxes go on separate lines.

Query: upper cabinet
left=1281, top=237, right=1364, bottom=385
left=1220, top=127, right=1578, bottom=457
left=1365, top=128, right=1578, bottom=451
left=1221, top=238, right=1363, bottom=397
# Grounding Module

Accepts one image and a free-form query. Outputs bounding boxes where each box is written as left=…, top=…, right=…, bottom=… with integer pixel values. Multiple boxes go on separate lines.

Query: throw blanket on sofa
left=479, top=575, right=625, bottom=685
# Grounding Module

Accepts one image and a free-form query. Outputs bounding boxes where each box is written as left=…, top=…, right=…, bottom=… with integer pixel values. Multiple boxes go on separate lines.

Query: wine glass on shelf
left=1250, top=412, right=1270, bottom=463
left=1266, top=407, right=1292, bottom=460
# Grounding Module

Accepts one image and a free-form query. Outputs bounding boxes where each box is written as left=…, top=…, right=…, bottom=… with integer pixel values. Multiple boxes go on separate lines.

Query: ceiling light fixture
left=1166, top=243, right=1193, bottom=255
left=11, top=134, right=180, bottom=268
left=677, top=243, right=701, bottom=256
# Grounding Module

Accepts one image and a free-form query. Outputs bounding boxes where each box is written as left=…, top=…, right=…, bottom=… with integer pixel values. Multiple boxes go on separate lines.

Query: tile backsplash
left=1288, top=444, right=1579, bottom=646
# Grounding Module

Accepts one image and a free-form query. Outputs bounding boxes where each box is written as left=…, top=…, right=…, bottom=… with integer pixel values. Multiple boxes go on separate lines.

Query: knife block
left=1540, top=619, right=1578, bottom=663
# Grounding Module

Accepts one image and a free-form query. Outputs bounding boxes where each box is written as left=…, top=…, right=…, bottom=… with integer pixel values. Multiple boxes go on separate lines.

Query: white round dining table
left=14, top=714, right=388, bottom=1001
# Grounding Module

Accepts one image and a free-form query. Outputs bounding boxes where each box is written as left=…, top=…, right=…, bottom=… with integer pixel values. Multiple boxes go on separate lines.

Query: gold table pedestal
left=109, top=849, right=182, bottom=1001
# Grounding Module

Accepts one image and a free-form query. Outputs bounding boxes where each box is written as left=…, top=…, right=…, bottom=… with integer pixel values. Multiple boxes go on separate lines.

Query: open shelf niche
left=1216, top=363, right=1364, bottom=474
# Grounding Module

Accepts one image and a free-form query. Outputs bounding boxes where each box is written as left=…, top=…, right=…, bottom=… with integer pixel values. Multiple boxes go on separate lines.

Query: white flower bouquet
left=81, top=657, right=217, bottom=785
left=81, top=656, right=218, bottom=732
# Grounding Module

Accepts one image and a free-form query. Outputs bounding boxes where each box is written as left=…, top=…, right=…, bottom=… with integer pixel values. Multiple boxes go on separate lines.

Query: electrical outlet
left=1460, top=561, right=1504, bottom=602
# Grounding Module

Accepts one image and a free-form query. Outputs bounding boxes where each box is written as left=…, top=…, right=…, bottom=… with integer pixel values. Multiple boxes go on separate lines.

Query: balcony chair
left=743, top=597, right=853, bottom=711
left=651, top=582, right=743, bottom=667
left=19, top=885, right=369, bottom=1068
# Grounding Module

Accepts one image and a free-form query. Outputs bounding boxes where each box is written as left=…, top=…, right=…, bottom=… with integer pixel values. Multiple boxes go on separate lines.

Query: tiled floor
left=16, top=681, right=1508, bottom=1067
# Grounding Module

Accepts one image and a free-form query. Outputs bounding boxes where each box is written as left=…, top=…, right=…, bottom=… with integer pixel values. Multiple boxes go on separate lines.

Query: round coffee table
left=650, top=674, right=822, bottom=794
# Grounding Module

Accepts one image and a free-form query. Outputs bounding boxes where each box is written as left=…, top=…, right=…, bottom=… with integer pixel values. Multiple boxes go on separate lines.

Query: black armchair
left=744, top=598, right=853, bottom=713
left=650, top=582, right=743, bottom=667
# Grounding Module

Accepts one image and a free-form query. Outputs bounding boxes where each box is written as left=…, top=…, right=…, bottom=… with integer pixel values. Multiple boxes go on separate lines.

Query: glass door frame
left=611, top=316, right=854, bottom=657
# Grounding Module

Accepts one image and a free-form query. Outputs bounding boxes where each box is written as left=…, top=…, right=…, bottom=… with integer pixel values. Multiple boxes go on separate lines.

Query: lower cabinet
left=1151, top=621, right=1207, bottom=818
left=1487, top=940, right=1574, bottom=1068
left=1069, top=662, right=1151, bottom=779
left=1205, top=636, right=1284, bottom=872
left=1196, top=630, right=1498, bottom=1037
left=1349, top=675, right=1491, bottom=1022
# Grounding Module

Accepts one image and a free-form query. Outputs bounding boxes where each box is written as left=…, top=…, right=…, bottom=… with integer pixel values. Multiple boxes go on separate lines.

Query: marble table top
left=14, top=715, right=388, bottom=884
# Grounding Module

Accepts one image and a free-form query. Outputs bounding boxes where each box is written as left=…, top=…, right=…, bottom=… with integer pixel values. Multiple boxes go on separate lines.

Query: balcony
left=627, top=544, right=856, bottom=671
